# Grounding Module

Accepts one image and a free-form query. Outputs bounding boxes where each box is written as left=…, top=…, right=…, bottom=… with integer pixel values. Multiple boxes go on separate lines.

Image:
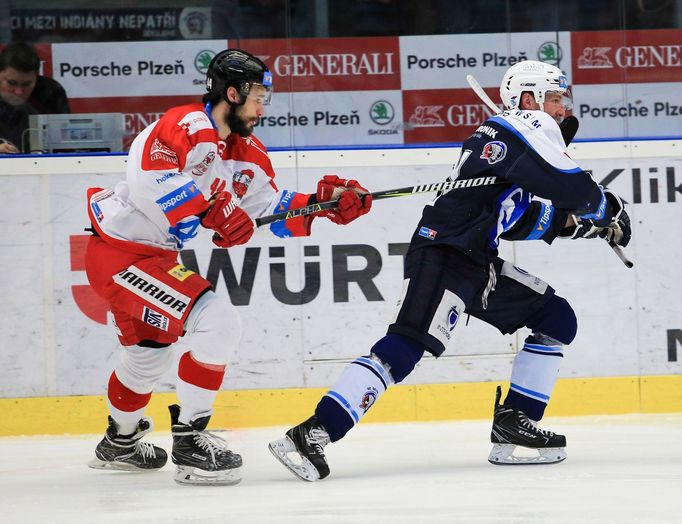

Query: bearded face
left=226, top=103, right=253, bottom=138
left=225, top=87, right=266, bottom=138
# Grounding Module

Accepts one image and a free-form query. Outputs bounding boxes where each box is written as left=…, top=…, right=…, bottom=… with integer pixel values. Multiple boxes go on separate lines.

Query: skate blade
left=488, top=443, right=567, bottom=465
left=268, top=436, right=320, bottom=482
left=173, top=465, right=242, bottom=486
left=88, top=457, right=161, bottom=472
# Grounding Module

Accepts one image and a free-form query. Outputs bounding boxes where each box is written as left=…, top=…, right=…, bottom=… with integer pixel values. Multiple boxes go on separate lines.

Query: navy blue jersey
left=409, top=109, right=610, bottom=264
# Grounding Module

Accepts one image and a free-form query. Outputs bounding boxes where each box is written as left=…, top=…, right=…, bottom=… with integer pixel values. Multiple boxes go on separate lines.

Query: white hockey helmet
left=499, top=60, right=568, bottom=110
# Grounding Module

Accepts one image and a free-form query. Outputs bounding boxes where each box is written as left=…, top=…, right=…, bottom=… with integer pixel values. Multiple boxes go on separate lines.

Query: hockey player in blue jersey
left=268, top=60, right=632, bottom=480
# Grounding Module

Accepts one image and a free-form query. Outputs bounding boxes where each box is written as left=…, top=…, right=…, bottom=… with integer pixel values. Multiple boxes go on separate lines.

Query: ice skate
left=88, top=416, right=167, bottom=471
left=268, top=415, right=331, bottom=481
left=169, top=404, right=242, bottom=486
left=488, top=385, right=567, bottom=465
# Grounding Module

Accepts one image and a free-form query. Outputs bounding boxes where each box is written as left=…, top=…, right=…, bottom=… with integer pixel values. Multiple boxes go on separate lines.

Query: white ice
left=1, top=414, right=680, bottom=524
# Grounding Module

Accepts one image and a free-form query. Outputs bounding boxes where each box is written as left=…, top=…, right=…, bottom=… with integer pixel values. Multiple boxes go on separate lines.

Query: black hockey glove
left=599, top=190, right=631, bottom=247
left=559, top=189, right=632, bottom=246
left=603, top=189, right=626, bottom=221
left=559, top=116, right=579, bottom=146
left=599, top=213, right=631, bottom=247
left=557, top=216, right=603, bottom=240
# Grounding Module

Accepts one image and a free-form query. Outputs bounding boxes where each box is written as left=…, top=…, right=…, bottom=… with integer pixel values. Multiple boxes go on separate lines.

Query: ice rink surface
left=1, top=413, right=680, bottom=524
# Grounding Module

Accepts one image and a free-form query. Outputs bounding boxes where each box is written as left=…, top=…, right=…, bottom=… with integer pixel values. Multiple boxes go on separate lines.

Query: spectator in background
left=0, top=42, right=70, bottom=154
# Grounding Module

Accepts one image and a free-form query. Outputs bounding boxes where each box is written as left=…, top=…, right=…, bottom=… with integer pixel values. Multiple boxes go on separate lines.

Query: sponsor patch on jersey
left=427, top=289, right=466, bottom=351
left=481, top=141, right=507, bottom=164
left=113, top=268, right=191, bottom=319
left=447, top=306, right=459, bottom=331
left=90, top=201, right=104, bottom=222
left=191, top=151, right=216, bottom=177
left=89, top=188, right=113, bottom=221
left=418, top=226, right=437, bottom=240
left=150, top=138, right=179, bottom=165
left=142, top=306, right=170, bottom=331
left=233, top=169, right=255, bottom=198
left=359, top=386, right=379, bottom=412
left=177, top=111, right=213, bottom=135
left=276, top=190, right=295, bottom=212
left=167, top=264, right=195, bottom=281
left=156, top=181, right=201, bottom=215
left=155, top=172, right=177, bottom=184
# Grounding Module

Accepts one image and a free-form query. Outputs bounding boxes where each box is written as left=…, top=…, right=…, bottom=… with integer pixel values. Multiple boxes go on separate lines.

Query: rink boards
left=1, top=142, right=681, bottom=436
left=1, top=375, right=681, bottom=436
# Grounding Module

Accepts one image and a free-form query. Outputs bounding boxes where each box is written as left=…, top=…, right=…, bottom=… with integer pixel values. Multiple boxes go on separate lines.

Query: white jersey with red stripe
left=87, top=103, right=311, bottom=254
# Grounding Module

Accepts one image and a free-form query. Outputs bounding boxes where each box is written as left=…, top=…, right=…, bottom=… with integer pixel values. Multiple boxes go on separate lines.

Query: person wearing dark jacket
left=0, top=42, right=70, bottom=153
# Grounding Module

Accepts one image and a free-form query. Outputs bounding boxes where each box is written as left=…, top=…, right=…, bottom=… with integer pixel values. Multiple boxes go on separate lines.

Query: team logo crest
left=182, top=11, right=209, bottom=37
left=233, top=169, right=255, bottom=198
left=359, top=387, right=379, bottom=412
left=481, top=141, right=507, bottom=164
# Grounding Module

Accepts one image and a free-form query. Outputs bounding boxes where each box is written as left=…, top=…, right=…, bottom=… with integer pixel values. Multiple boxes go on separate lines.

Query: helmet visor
left=241, top=71, right=273, bottom=105
left=245, top=83, right=273, bottom=106
left=561, top=86, right=574, bottom=112
left=239, top=82, right=273, bottom=106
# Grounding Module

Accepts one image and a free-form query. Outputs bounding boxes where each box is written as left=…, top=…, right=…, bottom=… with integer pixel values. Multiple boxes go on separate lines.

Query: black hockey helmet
left=206, top=49, right=273, bottom=105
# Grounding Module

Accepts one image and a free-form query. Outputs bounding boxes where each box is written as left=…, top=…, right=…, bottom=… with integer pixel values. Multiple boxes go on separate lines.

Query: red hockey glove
left=315, top=175, right=372, bottom=225
left=200, top=192, right=254, bottom=248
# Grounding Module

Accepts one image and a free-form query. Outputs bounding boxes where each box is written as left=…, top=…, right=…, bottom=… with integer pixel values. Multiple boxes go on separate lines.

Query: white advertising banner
left=573, top=83, right=682, bottom=139
left=253, top=90, right=404, bottom=147
left=1, top=148, right=681, bottom=398
left=52, top=40, right=227, bottom=97
left=399, top=32, right=573, bottom=90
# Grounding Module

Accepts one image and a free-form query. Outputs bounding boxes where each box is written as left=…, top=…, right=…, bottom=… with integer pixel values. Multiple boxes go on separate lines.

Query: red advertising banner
left=572, top=29, right=682, bottom=84
left=235, top=37, right=400, bottom=93
left=402, top=88, right=502, bottom=144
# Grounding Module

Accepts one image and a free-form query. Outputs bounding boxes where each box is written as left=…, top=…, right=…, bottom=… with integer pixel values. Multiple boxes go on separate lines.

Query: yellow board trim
left=1, top=375, right=680, bottom=437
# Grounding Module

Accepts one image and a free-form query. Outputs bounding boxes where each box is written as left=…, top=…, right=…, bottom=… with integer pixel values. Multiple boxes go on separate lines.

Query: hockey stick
left=465, top=73, right=633, bottom=269
left=466, top=74, right=501, bottom=115
left=254, top=176, right=506, bottom=227
left=606, top=239, right=634, bottom=268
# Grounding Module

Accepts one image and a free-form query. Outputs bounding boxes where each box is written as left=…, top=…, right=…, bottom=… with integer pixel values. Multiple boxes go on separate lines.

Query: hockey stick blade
left=254, top=176, right=507, bottom=227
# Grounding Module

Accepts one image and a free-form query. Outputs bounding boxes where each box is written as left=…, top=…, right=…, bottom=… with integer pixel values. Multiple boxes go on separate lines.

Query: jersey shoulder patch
left=177, top=109, right=214, bottom=135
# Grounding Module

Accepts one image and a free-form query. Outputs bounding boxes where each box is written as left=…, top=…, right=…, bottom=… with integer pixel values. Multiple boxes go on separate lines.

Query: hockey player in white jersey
left=84, top=48, right=372, bottom=485
left=269, top=60, right=631, bottom=480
